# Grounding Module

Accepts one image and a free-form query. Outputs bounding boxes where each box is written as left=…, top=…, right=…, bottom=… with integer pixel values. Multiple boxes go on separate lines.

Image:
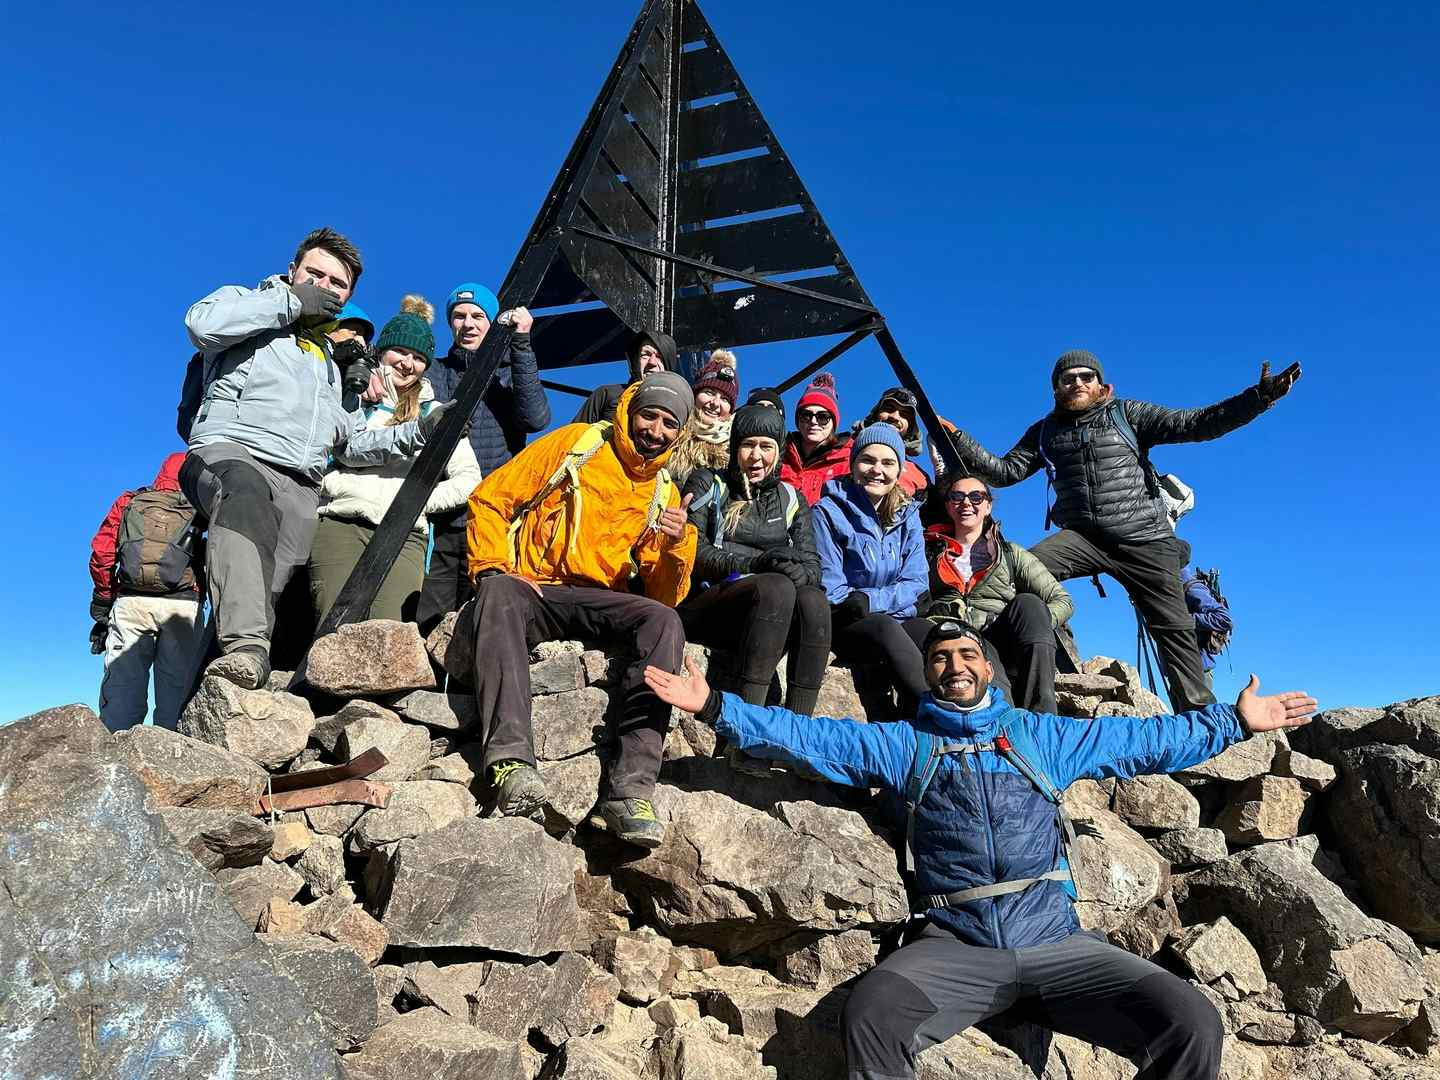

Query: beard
left=934, top=672, right=991, bottom=708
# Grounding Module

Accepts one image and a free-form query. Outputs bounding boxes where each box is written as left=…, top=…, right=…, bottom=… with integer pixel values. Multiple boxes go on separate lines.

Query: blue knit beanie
left=446, top=282, right=500, bottom=322
left=851, top=422, right=906, bottom=465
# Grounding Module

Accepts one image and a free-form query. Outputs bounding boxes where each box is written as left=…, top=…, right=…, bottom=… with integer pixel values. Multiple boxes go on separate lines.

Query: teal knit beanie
left=375, top=296, right=435, bottom=364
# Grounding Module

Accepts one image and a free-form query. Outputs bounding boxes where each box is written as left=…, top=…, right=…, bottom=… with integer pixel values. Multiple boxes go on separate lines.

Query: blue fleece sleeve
left=1025, top=703, right=1245, bottom=791
left=859, top=516, right=928, bottom=616
left=716, top=693, right=914, bottom=792
left=813, top=507, right=852, bottom=605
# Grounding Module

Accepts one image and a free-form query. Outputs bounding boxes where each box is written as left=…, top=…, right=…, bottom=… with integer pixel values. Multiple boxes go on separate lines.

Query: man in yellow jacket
left=466, top=374, right=699, bottom=847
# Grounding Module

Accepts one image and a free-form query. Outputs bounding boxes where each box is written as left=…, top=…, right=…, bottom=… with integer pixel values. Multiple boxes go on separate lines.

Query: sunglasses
left=946, top=490, right=990, bottom=505
left=1058, top=370, right=1098, bottom=388
left=797, top=409, right=833, bottom=424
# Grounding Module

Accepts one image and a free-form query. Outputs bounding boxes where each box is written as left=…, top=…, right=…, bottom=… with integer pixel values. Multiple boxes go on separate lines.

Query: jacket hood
left=613, top=382, right=674, bottom=478
left=154, top=452, right=187, bottom=491
left=924, top=516, right=999, bottom=551
left=626, top=330, right=679, bottom=380
left=914, top=687, right=1011, bottom=740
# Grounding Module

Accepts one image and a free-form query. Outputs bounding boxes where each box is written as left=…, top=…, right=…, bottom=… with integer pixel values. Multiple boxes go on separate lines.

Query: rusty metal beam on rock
left=256, top=779, right=393, bottom=816
left=266, top=747, right=389, bottom=793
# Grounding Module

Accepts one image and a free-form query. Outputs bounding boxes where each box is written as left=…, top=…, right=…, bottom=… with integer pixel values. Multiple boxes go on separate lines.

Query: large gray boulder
left=343, top=1007, right=524, bottom=1079
left=1323, top=744, right=1440, bottom=946
left=1292, top=696, right=1440, bottom=761
left=0, top=705, right=340, bottom=1079
left=259, top=934, right=377, bottom=1050
left=1182, top=841, right=1428, bottom=1039
left=337, top=716, right=431, bottom=783
left=179, top=677, right=315, bottom=768
left=115, top=723, right=268, bottom=811
left=1111, top=774, right=1201, bottom=831
left=610, top=784, right=906, bottom=954
left=1068, top=804, right=1169, bottom=932
left=157, top=805, right=274, bottom=872
left=349, top=779, right=478, bottom=852
left=374, top=817, right=581, bottom=954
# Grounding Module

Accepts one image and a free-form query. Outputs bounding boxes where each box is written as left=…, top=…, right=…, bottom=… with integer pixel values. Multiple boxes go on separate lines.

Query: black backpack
left=176, top=351, right=213, bottom=442
left=1193, top=567, right=1232, bottom=654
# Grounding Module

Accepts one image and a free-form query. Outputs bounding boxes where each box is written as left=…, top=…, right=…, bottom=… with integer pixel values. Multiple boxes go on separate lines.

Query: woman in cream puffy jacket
left=308, top=296, right=481, bottom=624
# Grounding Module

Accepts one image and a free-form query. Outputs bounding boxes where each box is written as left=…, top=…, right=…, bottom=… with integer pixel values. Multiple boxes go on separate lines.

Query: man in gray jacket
left=943, top=350, right=1299, bottom=712
left=182, top=227, right=449, bottom=689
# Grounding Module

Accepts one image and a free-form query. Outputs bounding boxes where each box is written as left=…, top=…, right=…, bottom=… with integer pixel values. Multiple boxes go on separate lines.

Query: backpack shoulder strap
left=507, top=421, right=614, bottom=567
left=779, top=482, right=800, bottom=526
left=1107, top=401, right=1143, bottom=459
left=993, top=708, right=1061, bottom=803
left=903, top=730, right=944, bottom=875
left=1036, top=416, right=1056, bottom=480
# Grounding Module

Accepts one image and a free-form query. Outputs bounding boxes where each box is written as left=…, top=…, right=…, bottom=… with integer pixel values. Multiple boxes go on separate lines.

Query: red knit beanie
left=692, top=350, right=740, bottom=408
left=796, top=372, right=840, bottom=427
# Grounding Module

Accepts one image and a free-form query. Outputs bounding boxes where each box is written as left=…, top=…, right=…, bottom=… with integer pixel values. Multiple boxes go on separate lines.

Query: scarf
left=693, top=414, right=732, bottom=445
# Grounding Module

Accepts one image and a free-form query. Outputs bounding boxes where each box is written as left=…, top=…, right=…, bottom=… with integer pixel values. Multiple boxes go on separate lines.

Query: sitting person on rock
left=780, top=372, right=852, bottom=505
left=466, top=374, right=698, bottom=848
left=917, top=473, right=1072, bottom=713
left=679, top=401, right=829, bottom=716
left=644, top=620, right=1316, bottom=1080
left=814, top=423, right=932, bottom=719
left=665, top=349, right=740, bottom=488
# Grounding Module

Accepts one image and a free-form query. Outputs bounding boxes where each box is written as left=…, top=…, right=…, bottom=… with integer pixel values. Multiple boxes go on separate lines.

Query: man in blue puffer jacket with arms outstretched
left=645, top=620, right=1316, bottom=1080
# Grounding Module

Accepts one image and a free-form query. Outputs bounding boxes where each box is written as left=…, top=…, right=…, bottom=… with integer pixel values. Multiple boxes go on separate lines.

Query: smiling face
left=630, top=405, right=681, bottom=459
left=695, top=388, right=733, bottom=420
left=945, top=476, right=993, bottom=532
left=851, top=444, right=900, bottom=502
left=927, top=635, right=993, bottom=707
left=796, top=406, right=835, bottom=450
left=874, top=404, right=910, bottom=435
left=288, top=247, right=354, bottom=304
left=736, top=436, right=779, bottom=484
left=634, top=342, right=666, bottom=378
left=449, top=303, right=491, bottom=351
left=382, top=346, right=428, bottom=392
left=1054, top=366, right=1106, bottom=412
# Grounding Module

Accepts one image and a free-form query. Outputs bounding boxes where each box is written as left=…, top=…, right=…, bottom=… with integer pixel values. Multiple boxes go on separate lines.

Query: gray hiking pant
left=471, top=576, right=684, bottom=799
left=180, top=443, right=320, bottom=655
left=843, top=924, right=1222, bottom=1079
left=1031, top=529, right=1213, bottom=712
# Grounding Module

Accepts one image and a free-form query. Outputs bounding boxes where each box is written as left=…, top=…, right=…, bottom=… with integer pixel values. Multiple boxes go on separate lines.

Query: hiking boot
left=589, top=798, right=665, bottom=849
left=490, top=761, right=548, bottom=819
left=205, top=647, right=271, bottom=691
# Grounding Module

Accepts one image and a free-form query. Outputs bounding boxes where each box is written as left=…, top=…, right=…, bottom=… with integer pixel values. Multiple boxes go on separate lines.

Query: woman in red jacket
left=779, top=373, right=852, bottom=505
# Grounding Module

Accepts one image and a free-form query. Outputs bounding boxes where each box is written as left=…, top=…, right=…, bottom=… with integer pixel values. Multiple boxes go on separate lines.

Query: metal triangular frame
left=306, top=0, right=959, bottom=646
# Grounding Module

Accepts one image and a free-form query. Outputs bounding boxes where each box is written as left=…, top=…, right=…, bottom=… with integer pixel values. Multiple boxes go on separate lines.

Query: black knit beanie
left=728, top=403, right=786, bottom=480
left=1051, top=349, right=1104, bottom=388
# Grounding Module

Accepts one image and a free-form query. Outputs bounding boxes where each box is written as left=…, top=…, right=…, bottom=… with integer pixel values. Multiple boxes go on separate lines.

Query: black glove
left=1255, top=360, right=1301, bottom=405
left=417, top=399, right=457, bottom=441
left=291, top=281, right=343, bottom=321
left=832, top=590, right=871, bottom=630
left=754, top=548, right=809, bottom=587
left=89, top=620, right=109, bottom=655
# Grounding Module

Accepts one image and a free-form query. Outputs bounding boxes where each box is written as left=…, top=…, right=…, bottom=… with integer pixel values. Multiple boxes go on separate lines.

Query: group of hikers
left=87, top=226, right=1315, bottom=1080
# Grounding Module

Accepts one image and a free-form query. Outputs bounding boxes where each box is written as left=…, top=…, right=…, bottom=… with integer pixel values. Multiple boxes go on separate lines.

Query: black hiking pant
left=471, top=576, right=683, bottom=800
left=417, top=514, right=472, bottom=638
left=680, top=575, right=831, bottom=716
left=843, top=923, right=1222, bottom=1080
left=831, top=612, right=933, bottom=720
left=1031, top=529, right=1213, bottom=712
left=905, top=593, right=1057, bottom=713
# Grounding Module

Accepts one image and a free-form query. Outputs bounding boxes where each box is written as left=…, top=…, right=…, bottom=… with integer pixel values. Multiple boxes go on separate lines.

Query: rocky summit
left=2, top=617, right=1437, bottom=1079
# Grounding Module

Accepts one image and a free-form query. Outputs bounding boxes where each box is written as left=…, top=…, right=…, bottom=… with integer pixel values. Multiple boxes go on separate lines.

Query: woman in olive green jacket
left=915, top=473, right=1072, bottom=711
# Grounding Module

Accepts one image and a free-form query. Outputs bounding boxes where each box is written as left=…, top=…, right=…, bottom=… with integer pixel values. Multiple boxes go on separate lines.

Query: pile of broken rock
left=1, top=614, right=1437, bottom=1079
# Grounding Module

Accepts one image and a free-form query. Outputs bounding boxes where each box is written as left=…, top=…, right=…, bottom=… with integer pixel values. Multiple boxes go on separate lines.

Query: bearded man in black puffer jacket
left=943, top=350, right=1300, bottom=711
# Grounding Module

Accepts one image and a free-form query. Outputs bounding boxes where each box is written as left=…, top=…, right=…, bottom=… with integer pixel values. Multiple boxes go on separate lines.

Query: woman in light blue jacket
left=812, top=424, right=931, bottom=718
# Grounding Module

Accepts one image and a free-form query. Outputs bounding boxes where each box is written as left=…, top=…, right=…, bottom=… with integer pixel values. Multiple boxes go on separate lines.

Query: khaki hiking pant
left=99, top=594, right=202, bottom=731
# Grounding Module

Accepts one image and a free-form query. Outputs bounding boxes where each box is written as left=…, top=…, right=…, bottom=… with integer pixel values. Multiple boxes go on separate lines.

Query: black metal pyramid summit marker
left=304, top=0, right=958, bottom=651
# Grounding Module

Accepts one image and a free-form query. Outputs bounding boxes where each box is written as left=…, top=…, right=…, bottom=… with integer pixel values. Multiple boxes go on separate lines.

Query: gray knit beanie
left=1051, top=349, right=1104, bottom=387
left=630, top=371, right=694, bottom=427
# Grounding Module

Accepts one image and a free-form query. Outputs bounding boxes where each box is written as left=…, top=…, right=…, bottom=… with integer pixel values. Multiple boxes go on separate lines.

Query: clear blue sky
left=3, top=1, right=1436, bottom=722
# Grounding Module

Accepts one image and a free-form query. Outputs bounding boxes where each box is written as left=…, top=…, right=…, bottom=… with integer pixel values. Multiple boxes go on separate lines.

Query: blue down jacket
left=812, top=478, right=928, bottom=616
left=714, top=689, right=1243, bottom=949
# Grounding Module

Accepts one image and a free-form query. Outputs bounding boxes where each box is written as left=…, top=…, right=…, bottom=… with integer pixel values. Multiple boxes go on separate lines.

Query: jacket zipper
left=962, top=748, right=1003, bottom=948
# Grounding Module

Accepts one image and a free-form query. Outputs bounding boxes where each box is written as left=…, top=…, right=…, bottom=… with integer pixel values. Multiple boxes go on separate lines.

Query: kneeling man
left=646, top=619, right=1315, bottom=1079
left=468, top=375, right=698, bottom=847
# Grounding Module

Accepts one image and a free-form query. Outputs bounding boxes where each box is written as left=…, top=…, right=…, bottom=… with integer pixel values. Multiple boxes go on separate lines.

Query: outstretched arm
left=947, top=419, right=1045, bottom=487
left=1036, top=674, right=1316, bottom=790
left=1125, top=362, right=1300, bottom=447
left=644, top=658, right=913, bottom=791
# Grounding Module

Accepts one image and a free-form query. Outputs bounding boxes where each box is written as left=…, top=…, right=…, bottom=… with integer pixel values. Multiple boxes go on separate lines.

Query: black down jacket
left=948, top=389, right=1268, bottom=544
left=681, top=467, right=821, bottom=589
